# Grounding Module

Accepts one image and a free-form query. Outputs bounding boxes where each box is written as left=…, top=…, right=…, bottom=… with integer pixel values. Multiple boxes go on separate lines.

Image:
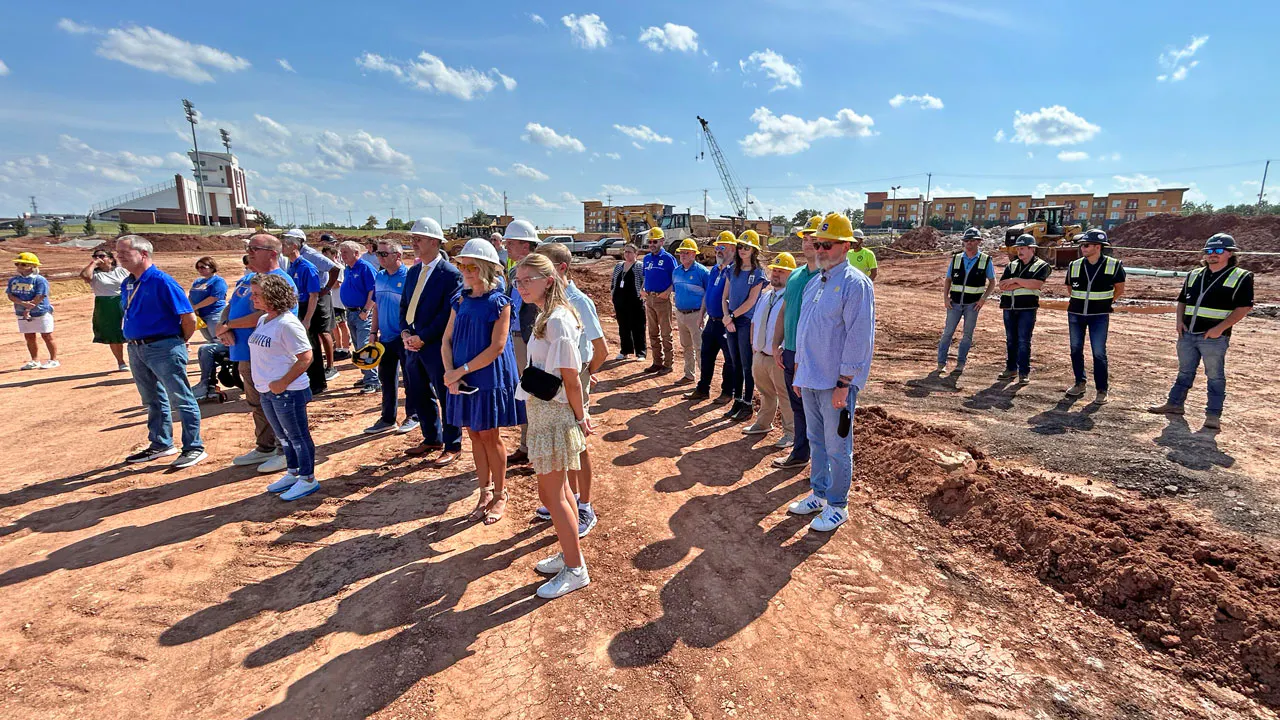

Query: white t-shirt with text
left=248, top=312, right=312, bottom=393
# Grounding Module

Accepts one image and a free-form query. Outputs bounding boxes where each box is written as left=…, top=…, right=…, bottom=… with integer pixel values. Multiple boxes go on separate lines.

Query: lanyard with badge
left=124, top=276, right=143, bottom=311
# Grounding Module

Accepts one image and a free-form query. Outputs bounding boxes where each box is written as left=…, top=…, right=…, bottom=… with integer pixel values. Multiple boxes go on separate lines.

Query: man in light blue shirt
left=789, top=213, right=875, bottom=533
left=937, top=228, right=996, bottom=374
left=671, top=239, right=710, bottom=382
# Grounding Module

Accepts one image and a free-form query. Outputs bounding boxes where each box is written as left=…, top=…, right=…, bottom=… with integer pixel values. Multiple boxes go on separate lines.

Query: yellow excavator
left=1003, top=205, right=1083, bottom=266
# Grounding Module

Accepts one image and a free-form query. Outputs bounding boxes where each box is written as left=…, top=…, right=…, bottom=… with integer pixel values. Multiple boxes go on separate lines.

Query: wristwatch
left=836, top=379, right=850, bottom=389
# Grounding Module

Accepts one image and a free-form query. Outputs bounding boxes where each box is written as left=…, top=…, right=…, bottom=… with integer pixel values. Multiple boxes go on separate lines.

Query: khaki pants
left=514, top=335, right=529, bottom=453
left=645, top=293, right=674, bottom=367
left=238, top=360, right=278, bottom=452
left=751, top=351, right=793, bottom=434
left=675, top=309, right=704, bottom=379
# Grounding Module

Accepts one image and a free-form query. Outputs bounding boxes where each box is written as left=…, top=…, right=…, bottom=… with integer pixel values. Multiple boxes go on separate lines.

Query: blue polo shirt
left=188, top=275, right=227, bottom=319
left=672, top=261, right=710, bottom=312
left=726, top=265, right=768, bottom=319
left=375, top=265, right=408, bottom=341
left=705, top=264, right=730, bottom=319
left=287, top=256, right=322, bottom=311
left=227, top=269, right=296, bottom=362
left=339, top=258, right=377, bottom=310
left=7, top=273, right=52, bottom=317
left=642, top=249, right=676, bottom=293
left=120, top=265, right=195, bottom=341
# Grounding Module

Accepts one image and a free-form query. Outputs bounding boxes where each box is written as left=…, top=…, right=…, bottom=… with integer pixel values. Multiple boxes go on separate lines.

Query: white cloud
left=562, top=13, right=609, bottom=49
left=739, top=49, right=801, bottom=91
left=78, top=164, right=142, bottom=185
left=605, top=152, right=621, bottom=160
left=710, top=60, right=719, bottom=73
left=1157, top=35, right=1208, bottom=82
left=1057, top=150, right=1089, bottom=162
left=739, top=106, right=875, bottom=156
left=487, top=166, right=506, bottom=176
left=277, top=58, right=295, bottom=73
left=559, top=192, right=580, bottom=203
left=614, top=124, right=672, bottom=144
left=415, top=188, right=444, bottom=206
left=58, top=134, right=189, bottom=172
left=889, top=93, right=943, bottom=110
left=284, top=130, right=413, bottom=179
left=525, top=193, right=562, bottom=210
left=1111, top=174, right=1162, bottom=192
left=993, top=129, right=1005, bottom=142
left=639, top=23, right=699, bottom=53
left=1010, top=105, right=1100, bottom=146
left=59, top=22, right=251, bottom=84
left=512, top=163, right=549, bottom=181
left=788, top=186, right=867, bottom=214
left=1036, top=181, right=1092, bottom=195
left=355, top=51, right=513, bottom=101
left=529, top=13, right=546, bottom=26
left=522, top=122, right=586, bottom=153
left=602, top=184, right=638, bottom=196
left=631, top=142, right=644, bottom=150
left=0, top=60, right=8, bottom=77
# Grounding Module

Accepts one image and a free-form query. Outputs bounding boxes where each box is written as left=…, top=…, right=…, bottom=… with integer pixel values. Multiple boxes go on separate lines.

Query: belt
left=128, top=334, right=181, bottom=346
left=677, top=308, right=701, bottom=314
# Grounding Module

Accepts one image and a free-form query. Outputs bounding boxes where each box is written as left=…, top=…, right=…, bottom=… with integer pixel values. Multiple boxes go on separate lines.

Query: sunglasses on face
left=376, top=251, right=397, bottom=258
left=247, top=245, right=272, bottom=252
left=93, top=254, right=107, bottom=260
left=813, top=241, right=842, bottom=250
left=195, top=264, right=210, bottom=269
left=1204, top=248, right=1227, bottom=255
left=457, top=262, right=478, bottom=271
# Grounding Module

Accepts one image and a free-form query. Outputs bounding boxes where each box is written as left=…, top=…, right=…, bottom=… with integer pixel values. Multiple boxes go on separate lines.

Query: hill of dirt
left=1110, top=214, right=1280, bottom=273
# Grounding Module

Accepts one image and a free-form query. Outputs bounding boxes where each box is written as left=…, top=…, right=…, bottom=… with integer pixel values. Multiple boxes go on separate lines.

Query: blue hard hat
left=1204, top=233, right=1237, bottom=251
left=1075, top=228, right=1109, bottom=246
left=1014, top=234, right=1038, bottom=248
left=961, top=227, right=981, bottom=240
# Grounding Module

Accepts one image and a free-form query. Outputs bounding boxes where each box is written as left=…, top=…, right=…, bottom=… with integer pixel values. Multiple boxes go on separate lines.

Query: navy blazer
left=399, top=257, right=463, bottom=346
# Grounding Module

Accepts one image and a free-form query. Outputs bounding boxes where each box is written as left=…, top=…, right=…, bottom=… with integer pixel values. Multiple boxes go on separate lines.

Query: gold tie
left=405, top=263, right=431, bottom=323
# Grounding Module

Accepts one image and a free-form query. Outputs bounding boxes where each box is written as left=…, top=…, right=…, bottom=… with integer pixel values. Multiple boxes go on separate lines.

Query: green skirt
left=92, top=296, right=126, bottom=344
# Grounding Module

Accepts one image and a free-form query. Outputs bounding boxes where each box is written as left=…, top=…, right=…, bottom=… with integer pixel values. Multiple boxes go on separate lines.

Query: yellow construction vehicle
left=1003, top=205, right=1083, bottom=266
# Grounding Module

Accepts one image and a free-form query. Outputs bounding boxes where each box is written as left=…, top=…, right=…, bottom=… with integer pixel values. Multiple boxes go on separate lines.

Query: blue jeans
left=782, top=350, right=809, bottom=461
left=261, top=388, right=315, bottom=477
left=1168, top=333, right=1230, bottom=414
left=696, top=318, right=733, bottom=396
left=346, top=312, right=378, bottom=386
left=196, top=342, right=225, bottom=388
left=937, top=303, right=980, bottom=366
left=1002, top=309, right=1038, bottom=376
left=127, top=337, right=203, bottom=452
left=725, top=326, right=754, bottom=402
left=802, top=386, right=857, bottom=508
left=1068, top=313, right=1110, bottom=391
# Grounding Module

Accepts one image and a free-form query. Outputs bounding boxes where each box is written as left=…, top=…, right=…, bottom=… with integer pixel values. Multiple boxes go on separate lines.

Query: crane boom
left=697, top=116, right=747, bottom=220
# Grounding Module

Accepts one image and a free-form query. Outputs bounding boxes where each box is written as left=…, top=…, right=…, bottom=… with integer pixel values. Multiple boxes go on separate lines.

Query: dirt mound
left=92, top=234, right=248, bottom=253
left=853, top=406, right=1280, bottom=706
left=1111, top=214, right=1280, bottom=273
left=891, top=226, right=945, bottom=253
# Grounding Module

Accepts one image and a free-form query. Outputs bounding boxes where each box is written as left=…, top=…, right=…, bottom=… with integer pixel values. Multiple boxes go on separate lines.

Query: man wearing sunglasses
left=788, top=213, right=875, bottom=533
left=936, top=227, right=995, bottom=376
left=1064, top=229, right=1125, bottom=404
left=1148, top=233, right=1253, bottom=430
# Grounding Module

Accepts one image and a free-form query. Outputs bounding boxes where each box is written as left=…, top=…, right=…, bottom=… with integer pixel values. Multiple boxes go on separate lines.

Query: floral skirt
left=525, top=397, right=586, bottom=475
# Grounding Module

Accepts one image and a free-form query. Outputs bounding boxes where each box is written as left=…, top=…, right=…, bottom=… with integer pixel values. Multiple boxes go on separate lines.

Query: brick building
left=863, top=187, right=1187, bottom=229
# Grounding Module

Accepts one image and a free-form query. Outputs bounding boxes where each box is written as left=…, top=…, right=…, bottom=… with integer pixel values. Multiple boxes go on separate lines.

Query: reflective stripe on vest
left=1185, top=266, right=1249, bottom=323
left=950, top=253, right=989, bottom=294
left=1070, top=289, right=1115, bottom=300
left=1000, top=258, right=1047, bottom=300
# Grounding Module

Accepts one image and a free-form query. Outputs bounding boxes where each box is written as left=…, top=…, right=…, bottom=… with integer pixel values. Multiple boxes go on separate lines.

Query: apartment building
left=863, top=187, right=1187, bottom=229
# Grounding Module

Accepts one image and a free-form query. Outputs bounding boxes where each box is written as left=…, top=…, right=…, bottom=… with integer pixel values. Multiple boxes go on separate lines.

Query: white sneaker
left=257, top=454, right=288, bottom=473
left=775, top=433, right=795, bottom=448
left=742, top=423, right=772, bottom=435
left=613, top=353, right=627, bottom=361
left=324, top=367, right=340, bottom=381
left=41, top=360, right=61, bottom=369
left=20, top=360, right=39, bottom=370
left=396, top=418, right=420, bottom=435
left=233, top=448, right=276, bottom=466
left=810, top=505, right=848, bottom=532
left=267, top=472, right=301, bottom=493
left=535, top=552, right=565, bottom=575
left=536, top=565, right=590, bottom=599
left=280, top=478, right=320, bottom=501
left=118, top=363, right=129, bottom=372
left=788, top=492, right=826, bottom=516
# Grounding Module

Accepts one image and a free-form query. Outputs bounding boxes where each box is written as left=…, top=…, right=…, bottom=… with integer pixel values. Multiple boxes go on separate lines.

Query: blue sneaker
left=577, top=505, right=598, bottom=538
left=280, top=478, right=320, bottom=501
left=266, top=472, right=301, bottom=493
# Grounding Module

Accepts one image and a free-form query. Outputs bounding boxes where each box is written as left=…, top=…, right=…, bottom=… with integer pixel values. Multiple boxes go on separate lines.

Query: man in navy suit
left=400, top=217, right=465, bottom=465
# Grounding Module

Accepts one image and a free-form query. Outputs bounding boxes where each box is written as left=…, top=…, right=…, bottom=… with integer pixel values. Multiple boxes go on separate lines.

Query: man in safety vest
left=997, top=234, right=1051, bottom=383
left=936, top=227, right=995, bottom=375
left=1147, top=233, right=1254, bottom=430
left=1064, top=229, right=1125, bottom=403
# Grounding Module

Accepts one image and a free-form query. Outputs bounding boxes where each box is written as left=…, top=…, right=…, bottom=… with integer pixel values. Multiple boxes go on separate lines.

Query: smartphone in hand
left=456, top=382, right=479, bottom=395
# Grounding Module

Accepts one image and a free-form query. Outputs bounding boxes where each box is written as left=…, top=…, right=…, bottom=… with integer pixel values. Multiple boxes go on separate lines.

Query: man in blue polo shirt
left=115, top=236, right=206, bottom=469
left=365, top=239, right=417, bottom=435
left=217, top=233, right=297, bottom=473
left=641, top=227, right=676, bottom=373
left=282, top=232, right=326, bottom=394
left=671, top=238, right=710, bottom=383
left=339, top=240, right=379, bottom=392
left=686, top=233, right=737, bottom=403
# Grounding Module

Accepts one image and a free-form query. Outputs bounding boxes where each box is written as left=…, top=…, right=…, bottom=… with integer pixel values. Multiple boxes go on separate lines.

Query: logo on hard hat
left=820, top=223, right=830, bottom=231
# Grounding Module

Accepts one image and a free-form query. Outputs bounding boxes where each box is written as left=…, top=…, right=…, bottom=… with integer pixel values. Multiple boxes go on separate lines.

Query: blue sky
left=1, top=0, right=1277, bottom=229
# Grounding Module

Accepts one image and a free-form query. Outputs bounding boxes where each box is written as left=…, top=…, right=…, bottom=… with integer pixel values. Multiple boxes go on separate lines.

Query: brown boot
left=1203, top=414, right=1221, bottom=430
left=1146, top=402, right=1184, bottom=415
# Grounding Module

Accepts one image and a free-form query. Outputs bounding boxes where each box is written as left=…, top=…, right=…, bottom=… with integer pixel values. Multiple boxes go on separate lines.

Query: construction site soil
left=1, top=247, right=1278, bottom=719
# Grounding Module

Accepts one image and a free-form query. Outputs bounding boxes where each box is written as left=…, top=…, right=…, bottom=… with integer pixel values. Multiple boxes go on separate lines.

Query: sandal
left=483, top=489, right=509, bottom=525
left=470, top=484, right=494, bottom=522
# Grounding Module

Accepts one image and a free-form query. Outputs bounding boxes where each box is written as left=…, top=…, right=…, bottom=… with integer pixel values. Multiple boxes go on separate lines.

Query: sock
left=578, top=500, right=592, bottom=512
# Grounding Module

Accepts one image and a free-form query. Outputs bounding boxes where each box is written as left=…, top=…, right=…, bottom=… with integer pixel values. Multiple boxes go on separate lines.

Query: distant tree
left=982, top=219, right=999, bottom=229
left=362, top=215, right=378, bottom=230
left=791, top=208, right=820, bottom=227
left=770, top=214, right=788, bottom=226
left=117, top=222, right=131, bottom=237
left=467, top=209, right=490, bottom=225
left=48, top=217, right=64, bottom=237
left=257, top=211, right=276, bottom=228
left=386, top=217, right=406, bottom=231
left=320, top=222, right=339, bottom=229
left=83, top=217, right=96, bottom=236
left=927, top=215, right=944, bottom=229
left=843, top=207, right=864, bottom=228
left=880, top=219, right=892, bottom=229
left=12, top=218, right=26, bottom=237
left=1181, top=201, right=1215, bottom=216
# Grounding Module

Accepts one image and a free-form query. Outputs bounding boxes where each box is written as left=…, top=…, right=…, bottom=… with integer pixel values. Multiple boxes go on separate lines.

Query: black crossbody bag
left=520, top=365, right=563, bottom=401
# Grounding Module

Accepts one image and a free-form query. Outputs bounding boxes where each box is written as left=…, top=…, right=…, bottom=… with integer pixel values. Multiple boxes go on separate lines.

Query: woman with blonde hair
left=442, top=238, right=525, bottom=525
left=514, top=252, right=593, bottom=598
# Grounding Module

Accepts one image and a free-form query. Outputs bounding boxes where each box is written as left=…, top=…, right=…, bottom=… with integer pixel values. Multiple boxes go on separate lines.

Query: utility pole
left=29, top=196, right=38, bottom=216
left=321, top=206, right=326, bottom=225
left=924, top=172, right=933, bottom=224
left=502, top=191, right=508, bottom=217
left=347, top=210, right=353, bottom=227
left=438, top=205, right=444, bottom=227
left=304, top=194, right=311, bottom=227
left=1259, top=160, right=1271, bottom=210
left=182, top=99, right=209, bottom=226
left=606, top=193, right=611, bottom=209
left=407, top=195, right=412, bottom=221
left=891, top=185, right=901, bottom=237
left=703, top=189, right=708, bottom=217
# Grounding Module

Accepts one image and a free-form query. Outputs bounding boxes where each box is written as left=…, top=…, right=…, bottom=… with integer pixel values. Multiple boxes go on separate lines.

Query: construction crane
left=697, top=116, right=749, bottom=223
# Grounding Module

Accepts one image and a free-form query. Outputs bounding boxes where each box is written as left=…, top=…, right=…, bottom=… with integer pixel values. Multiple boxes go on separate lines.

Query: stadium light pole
left=183, top=99, right=209, bottom=226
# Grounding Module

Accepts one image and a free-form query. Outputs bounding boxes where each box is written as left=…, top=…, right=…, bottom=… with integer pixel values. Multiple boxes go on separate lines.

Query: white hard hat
left=409, top=217, right=444, bottom=241
left=456, top=238, right=501, bottom=267
left=284, top=228, right=307, bottom=242
left=852, top=228, right=866, bottom=240
left=503, top=218, right=539, bottom=244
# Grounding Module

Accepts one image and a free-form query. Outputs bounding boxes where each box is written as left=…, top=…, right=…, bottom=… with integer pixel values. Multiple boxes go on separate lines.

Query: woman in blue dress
left=443, top=239, right=525, bottom=525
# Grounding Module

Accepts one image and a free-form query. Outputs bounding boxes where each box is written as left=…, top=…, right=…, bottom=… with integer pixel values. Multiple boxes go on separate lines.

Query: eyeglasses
left=376, top=251, right=398, bottom=258
left=195, top=264, right=210, bottom=269
left=457, top=262, right=478, bottom=271
left=247, top=245, right=272, bottom=252
left=812, top=241, right=842, bottom=250
left=92, top=254, right=107, bottom=260
left=514, top=275, right=546, bottom=286
left=1204, top=248, right=1228, bottom=255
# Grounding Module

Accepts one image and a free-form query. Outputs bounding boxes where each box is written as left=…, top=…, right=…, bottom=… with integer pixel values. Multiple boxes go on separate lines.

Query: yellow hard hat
left=352, top=342, right=385, bottom=370
left=814, top=212, right=854, bottom=242
left=736, top=229, right=761, bottom=249
left=796, top=214, right=824, bottom=237
left=676, top=238, right=699, bottom=253
left=195, top=317, right=207, bottom=330
left=767, top=252, right=798, bottom=271
left=14, top=252, right=41, bottom=266
left=714, top=230, right=737, bottom=246
left=646, top=227, right=665, bottom=241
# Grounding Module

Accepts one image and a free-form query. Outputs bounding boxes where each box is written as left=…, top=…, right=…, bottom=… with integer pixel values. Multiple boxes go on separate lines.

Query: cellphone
left=457, top=382, right=479, bottom=395
left=837, top=408, right=852, bottom=438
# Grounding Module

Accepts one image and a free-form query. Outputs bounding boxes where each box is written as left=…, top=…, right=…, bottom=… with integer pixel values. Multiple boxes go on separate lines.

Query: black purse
left=520, top=364, right=563, bottom=401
